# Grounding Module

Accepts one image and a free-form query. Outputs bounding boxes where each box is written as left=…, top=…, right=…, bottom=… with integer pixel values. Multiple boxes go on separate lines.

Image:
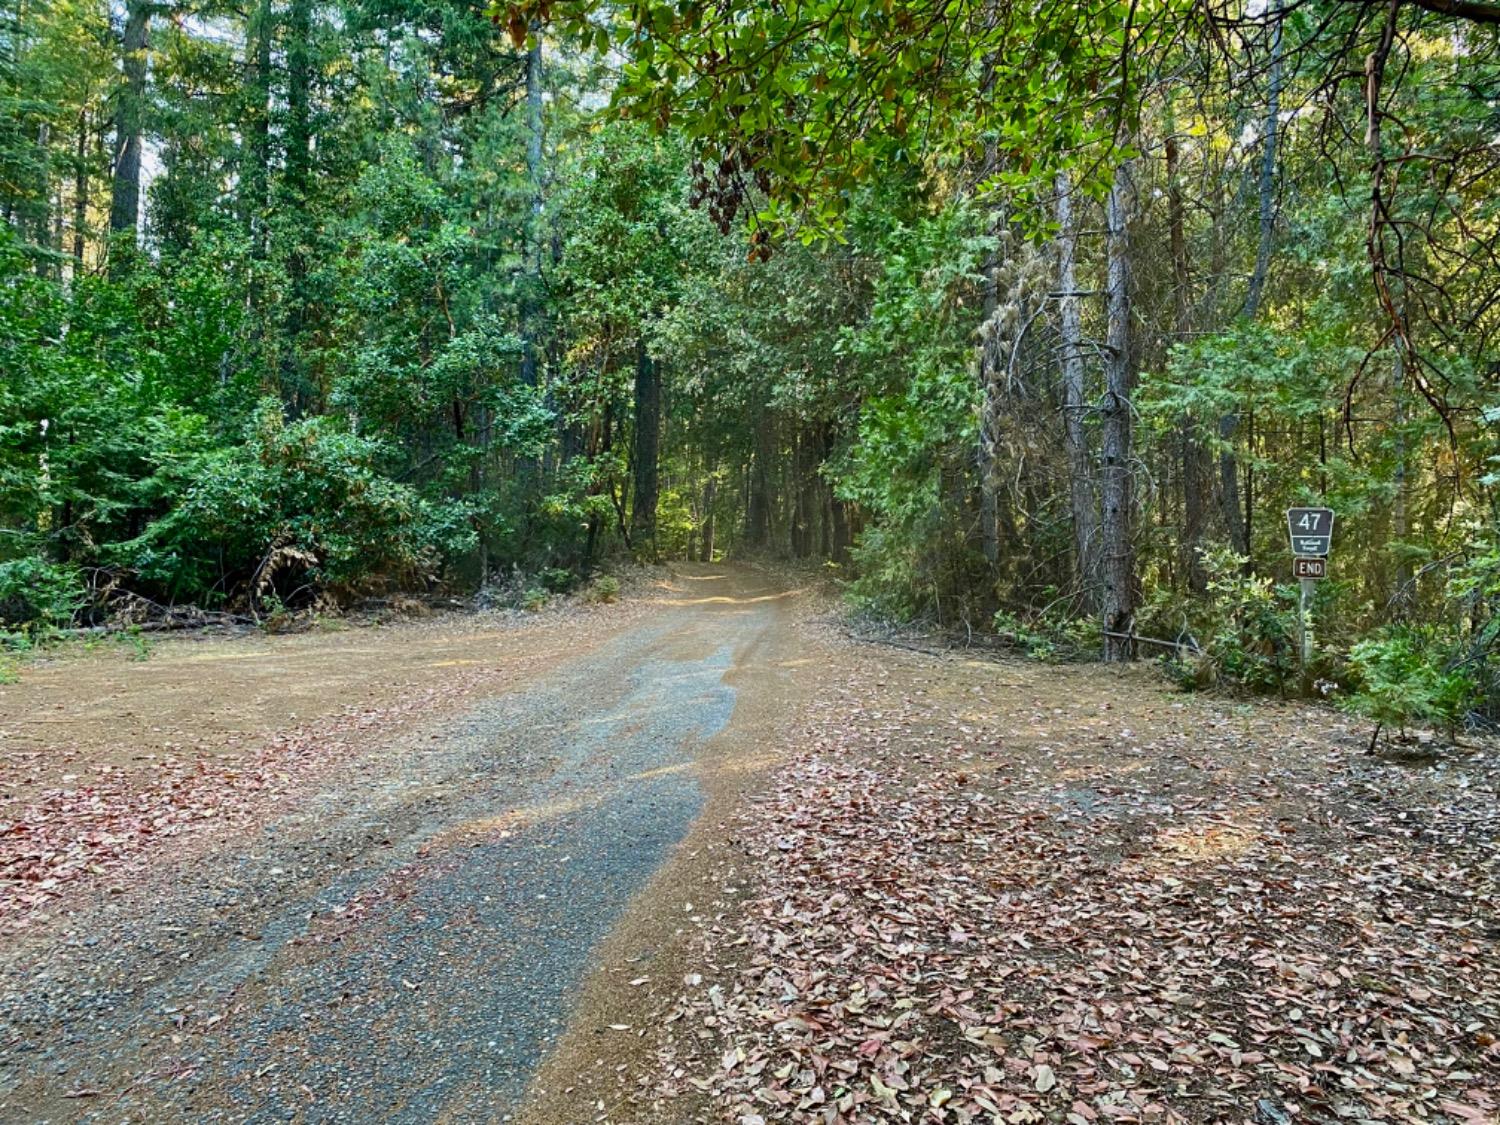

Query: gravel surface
left=0, top=567, right=794, bottom=1123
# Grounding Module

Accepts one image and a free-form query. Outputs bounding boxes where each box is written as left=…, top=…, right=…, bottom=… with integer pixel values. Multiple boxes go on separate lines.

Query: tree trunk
left=282, top=0, right=313, bottom=413
left=793, top=427, right=820, bottom=558
left=1166, top=121, right=1208, bottom=594
left=244, top=0, right=272, bottom=261
left=108, top=0, right=150, bottom=260
left=1242, top=3, right=1284, bottom=324
left=1056, top=170, right=1101, bottom=612
left=1100, top=160, right=1136, bottom=661
left=1218, top=3, right=1282, bottom=566
left=1391, top=348, right=1411, bottom=614
left=629, top=339, right=661, bottom=554
left=71, top=109, right=88, bottom=269
left=285, top=0, right=311, bottom=199
left=746, top=418, right=773, bottom=550
left=830, top=496, right=851, bottom=564
left=33, top=121, right=50, bottom=271
left=520, top=31, right=544, bottom=386
left=700, top=475, right=717, bottom=562
left=978, top=201, right=1003, bottom=565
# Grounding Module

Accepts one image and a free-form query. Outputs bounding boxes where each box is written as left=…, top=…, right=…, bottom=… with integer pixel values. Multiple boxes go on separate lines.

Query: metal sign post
left=1286, top=507, right=1334, bottom=668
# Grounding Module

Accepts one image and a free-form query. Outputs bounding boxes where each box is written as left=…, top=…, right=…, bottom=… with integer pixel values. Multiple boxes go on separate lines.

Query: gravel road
left=0, top=566, right=806, bottom=1123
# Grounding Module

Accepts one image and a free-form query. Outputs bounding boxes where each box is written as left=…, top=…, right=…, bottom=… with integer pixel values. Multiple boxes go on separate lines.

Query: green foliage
left=1153, top=547, right=1302, bottom=695
left=517, top=0, right=1186, bottom=235
left=829, top=202, right=991, bottom=622
left=539, top=566, right=576, bottom=593
left=0, top=557, right=85, bottom=629
left=121, top=400, right=435, bottom=602
left=584, top=574, right=621, bottom=604
left=991, top=610, right=1099, bottom=663
left=1345, top=628, right=1476, bottom=741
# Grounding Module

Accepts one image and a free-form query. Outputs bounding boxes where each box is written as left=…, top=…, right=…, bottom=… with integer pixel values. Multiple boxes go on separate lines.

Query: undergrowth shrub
left=585, top=575, right=621, bottom=604
left=540, top=566, right=576, bottom=593
left=1344, top=628, right=1476, bottom=745
left=1139, top=546, right=1307, bottom=695
left=120, top=399, right=437, bottom=606
left=0, top=558, right=86, bottom=630
left=991, top=609, right=1099, bottom=662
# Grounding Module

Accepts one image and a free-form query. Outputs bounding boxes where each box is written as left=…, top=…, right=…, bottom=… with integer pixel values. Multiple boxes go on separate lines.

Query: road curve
left=0, top=565, right=809, bottom=1123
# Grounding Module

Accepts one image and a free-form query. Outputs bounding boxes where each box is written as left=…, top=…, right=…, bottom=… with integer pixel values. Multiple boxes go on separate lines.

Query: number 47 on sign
left=1286, top=507, right=1334, bottom=560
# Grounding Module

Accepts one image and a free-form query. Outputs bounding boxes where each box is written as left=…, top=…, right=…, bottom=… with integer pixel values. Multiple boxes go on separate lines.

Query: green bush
left=1345, top=628, right=1475, bottom=746
left=585, top=574, right=621, bottom=604
left=521, top=587, right=549, bottom=612
left=120, top=399, right=435, bottom=605
left=990, top=609, right=1098, bottom=662
left=0, top=557, right=86, bottom=629
left=540, top=566, right=576, bottom=593
left=1197, top=546, right=1300, bottom=694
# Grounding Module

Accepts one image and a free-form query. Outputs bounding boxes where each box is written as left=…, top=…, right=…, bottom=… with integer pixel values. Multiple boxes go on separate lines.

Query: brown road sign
left=1286, top=507, right=1334, bottom=557
left=1293, top=557, right=1327, bottom=579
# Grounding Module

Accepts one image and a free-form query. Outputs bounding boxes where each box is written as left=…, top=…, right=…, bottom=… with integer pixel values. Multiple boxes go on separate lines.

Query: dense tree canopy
left=3, top=0, right=1499, bottom=727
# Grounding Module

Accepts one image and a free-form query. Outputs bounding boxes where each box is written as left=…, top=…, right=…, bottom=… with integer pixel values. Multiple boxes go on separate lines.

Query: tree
left=108, top=0, right=150, bottom=248
left=1100, top=159, right=1136, bottom=660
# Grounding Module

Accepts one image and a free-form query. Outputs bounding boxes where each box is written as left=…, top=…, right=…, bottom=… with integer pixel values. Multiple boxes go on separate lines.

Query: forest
left=3, top=0, right=1499, bottom=730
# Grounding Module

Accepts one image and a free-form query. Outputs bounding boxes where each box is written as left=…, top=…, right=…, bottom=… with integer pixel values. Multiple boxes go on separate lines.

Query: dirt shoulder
left=612, top=629, right=1500, bottom=1124
left=0, top=587, right=666, bottom=934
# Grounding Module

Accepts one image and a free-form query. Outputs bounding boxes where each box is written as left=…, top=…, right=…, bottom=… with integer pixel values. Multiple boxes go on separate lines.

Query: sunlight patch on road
left=658, top=590, right=802, bottom=607
left=1154, top=822, right=1258, bottom=863
left=626, top=762, right=695, bottom=782
left=429, top=793, right=595, bottom=847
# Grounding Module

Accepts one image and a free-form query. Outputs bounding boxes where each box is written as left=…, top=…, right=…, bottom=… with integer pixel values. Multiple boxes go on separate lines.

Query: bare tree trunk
left=285, top=0, right=311, bottom=199
left=791, top=429, right=811, bottom=557
left=629, top=340, right=661, bottom=556
left=244, top=0, right=272, bottom=260
left=831, top=497, right=851, bottom=564
left=978, top=208, right=1003, bottom=565
left=1217, top=3, right=1283, bottom=568
left=51, top=164, right=64, bottom=272
left=282, top=0, right=313, bottom=413
left=745, top=418, right=773, bottom=550
left=33, top=120, right=50, bottom=272
left=1056, top=170, right=1101, bottom=611
left=1100, top=160, right=1136, bottom=661
left=520, top=31, right=544, bottom=386
left=1390, top=348, right=1411, bottom=615
left=700, top=474, right=717, bottom=562
left=108, top=0, right=150, bottom=264
left=1242, top=4, right=1283, bottom=323
left=71, top=109, right=88, bottom=269
left=1166, top=122, right=1208, bottom=594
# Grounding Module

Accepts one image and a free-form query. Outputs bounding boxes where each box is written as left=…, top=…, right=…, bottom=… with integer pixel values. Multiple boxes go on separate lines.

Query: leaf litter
left=0, top=671, right=498, bottom=932
left=637, top=642, right=1499, bottom=1124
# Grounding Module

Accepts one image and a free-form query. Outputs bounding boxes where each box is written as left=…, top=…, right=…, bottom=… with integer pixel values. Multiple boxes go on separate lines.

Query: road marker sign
left=1286, top=507, right=1334, bottom=557
left=1287, top=507, right=1335, bottom=669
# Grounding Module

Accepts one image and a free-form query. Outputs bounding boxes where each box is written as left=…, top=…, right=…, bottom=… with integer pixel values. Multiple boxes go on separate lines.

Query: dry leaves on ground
left=646, top=649, right=1500, bottom=1125
left=0, top=672, right=498, bottom=931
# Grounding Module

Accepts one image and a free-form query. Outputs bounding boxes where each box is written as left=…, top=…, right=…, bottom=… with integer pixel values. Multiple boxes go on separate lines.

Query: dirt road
left=9, top=571, right=1495, bottom=1125
left=0, top=566, right=821, bottom=1123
